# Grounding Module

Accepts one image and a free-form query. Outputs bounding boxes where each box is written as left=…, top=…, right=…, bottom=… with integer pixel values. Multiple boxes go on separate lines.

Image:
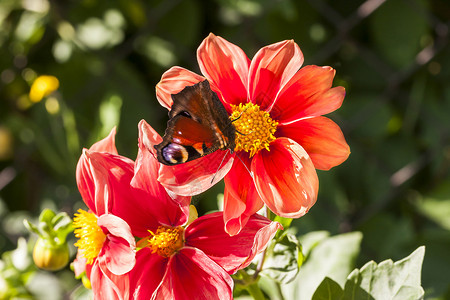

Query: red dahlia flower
left=124, top=120, right=281, bottom=300
left=155, top=33, right=350, bottom=235
left=74, top=128, right=137, bottom=300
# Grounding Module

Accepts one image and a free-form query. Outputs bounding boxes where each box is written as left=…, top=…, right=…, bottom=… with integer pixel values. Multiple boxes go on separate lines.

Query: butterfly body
left=155, top=80, right=236, bottom=165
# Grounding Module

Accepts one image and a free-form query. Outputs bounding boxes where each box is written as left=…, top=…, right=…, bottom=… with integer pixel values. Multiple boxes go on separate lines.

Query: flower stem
left=253, top=206, right=272, bottom=280
left=246, top=281, right=266, bottom=300
left=238, top=270, right=266, bottom=300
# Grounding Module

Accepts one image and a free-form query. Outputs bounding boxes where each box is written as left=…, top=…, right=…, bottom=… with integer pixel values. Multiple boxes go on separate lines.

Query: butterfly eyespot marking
left=161, top=143, right=189, bottom=164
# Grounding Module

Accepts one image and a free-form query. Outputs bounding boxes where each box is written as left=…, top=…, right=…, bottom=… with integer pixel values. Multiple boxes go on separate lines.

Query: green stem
left=253, top=206, right=272, bottom=279
left=276, top=280, right=286, bottom=300
left=246, top=281, right=266, bottom=300
left=239, top=270, right=266, bottom=300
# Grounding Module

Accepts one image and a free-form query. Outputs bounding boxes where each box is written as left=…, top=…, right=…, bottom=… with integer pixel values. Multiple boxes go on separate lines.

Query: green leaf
left=52, top=212, right=71, bottom=229
left=282, top=232, right=362, bottom=300
left=261, top=233, right=303, bottom=284
left=343, top=246, right=425, bottom=300
left=274, top=216, right=293, bottom=240
left=312, top=277, right=344, bottom=300
left=370, top=0, right=430, bottom=69
left=23, top=219, right=41, bottom=237
left=39, top=209, right=56, bottom=224
left=52, top=212, right=73, bottom=244
left=413, top=181, right=450, bottom=230
left=298, top=230, right=330, bottom=259
left=274, top=216, right=293, bottom=231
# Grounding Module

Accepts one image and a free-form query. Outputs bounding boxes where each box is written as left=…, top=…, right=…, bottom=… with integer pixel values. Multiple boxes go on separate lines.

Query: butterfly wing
left=155, top=80, right=236, bottom=165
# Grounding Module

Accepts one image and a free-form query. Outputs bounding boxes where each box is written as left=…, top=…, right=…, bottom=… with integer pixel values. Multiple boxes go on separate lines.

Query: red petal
left=111, top=121, right=190, bottom=236
left=185, top=212, right=281, bottom=274
left=129, top=248, right=168, bottom=300
left=97, top=214, right=136, bottom=275
left=135, top=122, right=191, bottom=219
left=156, top=66, right=205, bottom=109
left=252, top=138, right=318, bottom=218
left=248, top=40, right=303, bottom=111
left=90, top=261, right=129, bottom=300
left=158, top=150, right=235, bottom=196
left=277, top=116, right=350, bottom=170
left=129, top=249, right=168, bottom=300
left=272, top=65, right=345, bottom=124
left=197, top=33, right=250, bottom=107
left=89, top=127, right=118, bottom=154
left=138, top=119, right=162, bottom=157
left=154, top=247, right=233, bottom=300
left=76, top=151, right=134, bottom=215
left=223, top=156, right=264, bottom=235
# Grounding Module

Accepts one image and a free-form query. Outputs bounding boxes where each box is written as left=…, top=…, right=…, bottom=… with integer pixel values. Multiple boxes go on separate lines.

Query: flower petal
left=156, top=67, right=205, bottom=109
left=158, top=150, right=235, bottom=196
left=185, top=212, right=281, bottom=274
left=89, top=127, right=118, bottom=154
left=248, top=40, right=303, bottom=111
left=90, top=261, right=129, bottom=300
left=223, top=156, right=264, bottom=235
left=110, top=121, right=190, bottom=236
left=73, top=251, right=87, bottom=277
left=252, top=138, right=318, bottom=218
left=154, top=247, right=233, bottom=300
left=76, top=151, right=134, bottom=215
left=129, top=249, right=168, bottom=300
left=277, top=116, right=350, bottom=170
left=271, top=65, right=345, bottom=124
left=138, top=119, right=163, bottom=157
left=97, top=214, right=136, bottom=275
left=197, top=33, right=250, bottom=107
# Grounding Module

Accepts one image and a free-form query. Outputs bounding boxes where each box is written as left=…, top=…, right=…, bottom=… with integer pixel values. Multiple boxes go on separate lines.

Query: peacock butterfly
left=155, top=80, right=236, bottom=165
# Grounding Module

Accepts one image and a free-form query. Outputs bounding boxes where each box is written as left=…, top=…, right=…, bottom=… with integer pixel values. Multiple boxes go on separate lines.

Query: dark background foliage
left=0, top=0, right=449, bottom=298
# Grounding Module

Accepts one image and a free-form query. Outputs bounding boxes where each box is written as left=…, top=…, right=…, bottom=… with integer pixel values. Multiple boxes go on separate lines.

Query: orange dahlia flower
left=155, top=33, right=350, bottom=235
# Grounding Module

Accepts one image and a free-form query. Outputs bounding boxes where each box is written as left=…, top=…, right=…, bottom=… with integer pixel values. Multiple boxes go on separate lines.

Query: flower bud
left=32, top=237, right=69, bottom=271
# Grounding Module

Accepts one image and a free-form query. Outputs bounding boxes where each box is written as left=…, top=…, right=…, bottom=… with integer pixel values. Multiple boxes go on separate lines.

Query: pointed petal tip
left=138, top=119, right=162, bottom=152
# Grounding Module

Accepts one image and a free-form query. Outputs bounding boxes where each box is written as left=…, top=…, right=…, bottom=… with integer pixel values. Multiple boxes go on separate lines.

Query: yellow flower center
left=73, top=209, right=106, bottom=265
left=230, top=103, right=278, bottom=157
left=146, top=226, right=185, bottom=258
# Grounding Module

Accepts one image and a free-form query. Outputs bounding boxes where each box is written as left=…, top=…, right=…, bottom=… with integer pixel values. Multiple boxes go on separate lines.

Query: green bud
left=32, top=237, right=69, bottom=271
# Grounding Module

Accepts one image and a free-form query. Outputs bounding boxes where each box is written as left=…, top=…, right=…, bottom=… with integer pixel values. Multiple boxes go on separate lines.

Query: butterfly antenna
left=230, top=105, right=250, bottom=122
left=223, top=104, right=250, bottom=132
left=210, top=149, right=230, bottom=184
left=235, top=152, right=254, bottom=179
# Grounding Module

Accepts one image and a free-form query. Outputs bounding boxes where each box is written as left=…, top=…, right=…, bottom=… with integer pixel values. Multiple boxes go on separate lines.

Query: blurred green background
left=0, top=0, right=449, bottom=299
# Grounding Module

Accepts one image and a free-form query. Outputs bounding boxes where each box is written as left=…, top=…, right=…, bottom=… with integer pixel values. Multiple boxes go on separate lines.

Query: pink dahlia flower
left=124, top=120, right=282, bottom=300
left=74, top=128, right=137, bottom=300
left=155, top=33, right=350, bottom=235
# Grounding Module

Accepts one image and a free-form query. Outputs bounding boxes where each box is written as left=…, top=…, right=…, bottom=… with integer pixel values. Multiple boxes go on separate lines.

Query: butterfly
left=155, top=80, right=236, bottom=165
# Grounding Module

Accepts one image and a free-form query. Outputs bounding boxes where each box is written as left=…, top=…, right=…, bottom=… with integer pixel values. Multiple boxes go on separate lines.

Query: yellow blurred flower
left=0, top=127, right=13, bottom=160
left=29, top=75, right=59, bottom=103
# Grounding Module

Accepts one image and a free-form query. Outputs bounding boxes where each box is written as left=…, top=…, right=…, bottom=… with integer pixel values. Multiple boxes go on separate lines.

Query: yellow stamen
left=73, top=209, right=106, bottom=265
left=147, top=226, right=184, bottom=258
left=230, top=103, right=278, bottom=157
